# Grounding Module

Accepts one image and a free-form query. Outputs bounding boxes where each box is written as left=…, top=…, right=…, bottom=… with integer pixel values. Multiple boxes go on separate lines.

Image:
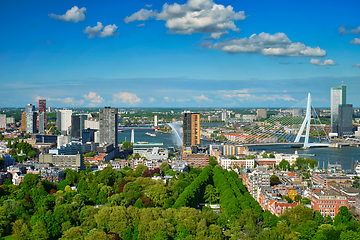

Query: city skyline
left=1, top=0, right=360, bottom=107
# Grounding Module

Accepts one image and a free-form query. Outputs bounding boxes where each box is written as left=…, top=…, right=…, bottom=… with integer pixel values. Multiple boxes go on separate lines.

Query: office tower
left=38, top=99, right=46, bottom=133
left=0, top=114, right=6, bottom=129
left=331, top=85, right=353, bottom=136
left=21, top=112, right=26, bottom=131
left=99, top=107, right=118, bottom=146
left=57, top=110, right=72, bottom=135
left=71, top=114, right=88, bottom=138
left=257, top=109, right=267, bottom=119
left=25, top=104, right=37, bottom=133
left=293, top=109, right=303, bottom=117
left=183, top=112, right=200, bottom=148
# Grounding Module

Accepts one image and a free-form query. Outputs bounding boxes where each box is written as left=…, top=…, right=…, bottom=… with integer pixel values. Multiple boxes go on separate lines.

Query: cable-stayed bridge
left=224, top=93, right=331, bottom=148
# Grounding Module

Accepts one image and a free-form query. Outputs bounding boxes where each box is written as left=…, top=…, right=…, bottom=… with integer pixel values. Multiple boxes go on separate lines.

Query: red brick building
left=182, top=154, right=209, bottom=168
left=310, top=188, right=349, bottom=218
left=269, top=200, right=299, bottom=216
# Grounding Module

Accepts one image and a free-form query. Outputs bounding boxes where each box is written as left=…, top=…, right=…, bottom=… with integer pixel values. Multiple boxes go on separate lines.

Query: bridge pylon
left=294, top=93, right=312, bottom=148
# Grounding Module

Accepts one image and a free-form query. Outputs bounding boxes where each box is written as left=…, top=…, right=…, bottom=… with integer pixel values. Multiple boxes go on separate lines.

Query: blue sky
left=1, top=0, right=359, bottom=108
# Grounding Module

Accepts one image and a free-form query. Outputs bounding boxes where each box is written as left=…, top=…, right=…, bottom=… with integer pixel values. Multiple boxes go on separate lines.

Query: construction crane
left=46, top=126, right=53, bottom=135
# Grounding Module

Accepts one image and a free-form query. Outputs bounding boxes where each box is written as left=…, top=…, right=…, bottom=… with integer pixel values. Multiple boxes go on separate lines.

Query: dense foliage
left=0, top=162, right=359, bottom=240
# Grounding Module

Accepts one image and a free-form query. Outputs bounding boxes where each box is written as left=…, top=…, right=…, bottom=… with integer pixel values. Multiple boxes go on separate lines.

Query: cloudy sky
left=1, top=0, right=359, bottom=108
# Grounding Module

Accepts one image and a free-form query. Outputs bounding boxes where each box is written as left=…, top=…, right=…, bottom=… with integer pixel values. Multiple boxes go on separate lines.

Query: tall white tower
left=154, top=115, right=158, bottom=130
left=131, top=129, right=135, bottom=144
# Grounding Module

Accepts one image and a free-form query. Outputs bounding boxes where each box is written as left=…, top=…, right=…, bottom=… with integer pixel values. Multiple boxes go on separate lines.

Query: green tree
left=22, top=173, right=40, bottom=190
left=147, top=183, right=169, bottom=207
left=122, top=141, right=133, bottom=149
left=135, top=164, right=148, bottom=176
left=12, top=219, right=31, bottom=240
left=270, top=175, right=281, bottom=186
left=204, top=185, right=219, bottom=205
left=159, top=162, right=170, bottom=173
left=60, top=227, right=84, bottom=240
left=31, top=222, right=49, bottom=240
left=279, top=159, right=290, bottom=170
left=209, top=156, right=218, bottom=167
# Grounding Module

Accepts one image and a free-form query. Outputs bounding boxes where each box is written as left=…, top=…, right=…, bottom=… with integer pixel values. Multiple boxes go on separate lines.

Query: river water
left=119, top=122, right=360, bottom=170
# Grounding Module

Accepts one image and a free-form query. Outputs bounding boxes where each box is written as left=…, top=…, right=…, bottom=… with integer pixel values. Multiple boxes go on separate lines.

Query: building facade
left=0, top=114, right=6, bottom=129
left=25, top=104, right=37, bottom=133
left=257, top=109, right=267, bottom=119
left=331, top=85, right=353, bottom=136
left=71, top=114, right=88, bottom=138
left=38, top=99, right=46, bottom=134
left=183, top=112, right=200, bottom=148
left=39, top=154, right=85, bottom=171
left=311, top=188, right=349, bottom=218
left=57, top=109, right=72, bottom=134
left=99, top=107, right=118, bottom=147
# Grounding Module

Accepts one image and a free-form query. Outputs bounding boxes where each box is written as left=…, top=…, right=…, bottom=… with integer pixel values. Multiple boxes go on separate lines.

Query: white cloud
left=113, top=92, right=142, bottom=105
left=193, top=95, right=212, bottom=102
left=350, top=38, right=360, bottom=45
left=100, top=24, right=118, bottom=38
left=83, top=22, right=117, bottom=38
left=124, top=9, right=158, bottom=23
left=83, top=92, right=104, bottom=106
left=145, top=4, right=153, bottom=8
left=35, top=96, right=84, bottom=106
left=124, top=0, right=246, bottom=38
left=137, top=23, right=146, bottom=27
left=338, top=25, right=360, bottom=35
left=217, top=89, right=295, bottom=102
left=309, top=58, right=338, bottom=66
left=353, top=64, right=360, bottom=68
left=163, top=97, right=174, bottom=102
left=176, top=98, right=190, bottom=102
left=49, top=6, right=86, bottom=22
left=148, top=97, right=157, bottom=103
left=83, top=22, right=103, bottom=38
left=201, top=32, right=327, bottom=57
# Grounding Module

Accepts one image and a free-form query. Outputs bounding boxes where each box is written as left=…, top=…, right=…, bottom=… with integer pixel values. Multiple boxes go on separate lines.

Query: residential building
left=25, top=104, right=37, bottom=133
left=328, top=182, right=360, bottom=207
left=182, top=153, right=209, bottom=168
left=39, top=154, right=85, bottom=171
left=217, top=156, right=255, bottom=170
left=84, top=119, right=99, bottom=130
left=257, top=109, right=267, bottom=119
left=6, top=117, right=15, bottom=124
left=312, top=174, right=352, bottom=188
left=134, top=147, right=169, bottom=161
left=21, top=112, right=26, bottom=131
left=99, top=107, right=118, bottom=146
left=57, top=109, right=72, bottom=134
left=183, top=112, right=200, bottom=148
left=0, top=114, right=6, bottom=129
left=310, top=188, right=349, bottom=218
left=269, top=201, right=299, bottom=217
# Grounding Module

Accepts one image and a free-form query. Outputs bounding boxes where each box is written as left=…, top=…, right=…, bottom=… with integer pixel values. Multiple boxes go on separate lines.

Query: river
left=119, top=122, right=360, bottom=170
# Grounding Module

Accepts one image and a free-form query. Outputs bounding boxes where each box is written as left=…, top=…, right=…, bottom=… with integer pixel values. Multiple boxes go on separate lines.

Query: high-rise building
left=257, top=109, right=267, bottom=119
left=0, top=114, right=6, bottom=129
left=71, top=114, right=88, bottom=139
left=221, top=111, right=227, bottom=121
left=57, top=110, right=72, bottom=135
left=38, top=99, right=46, bottom=133
left=99, top=107, right=118, bottom=147
left=25, top=104, right=37, bottom=133
left=331, top=85, right=353, bottom=136
left=21, top=112, right=26, bottom=131
left=183, top=112, right=200, bottom=148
